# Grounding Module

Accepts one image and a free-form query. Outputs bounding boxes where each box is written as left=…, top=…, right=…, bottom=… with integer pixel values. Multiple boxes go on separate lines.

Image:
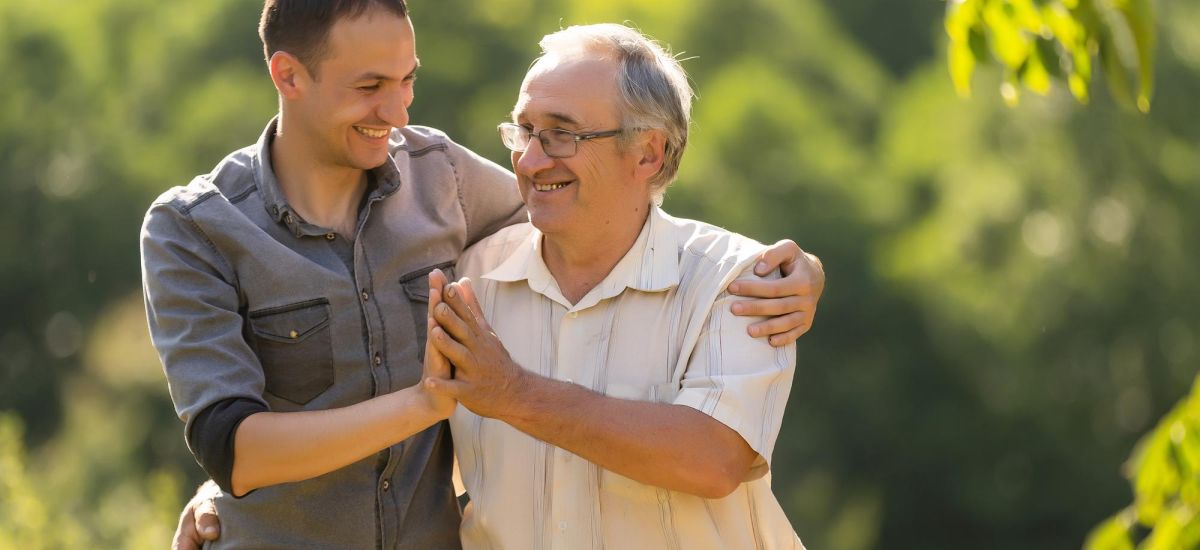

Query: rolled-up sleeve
left=140, top=200, right=269, bottom=469
left=672, top=266, right=797, bottom=479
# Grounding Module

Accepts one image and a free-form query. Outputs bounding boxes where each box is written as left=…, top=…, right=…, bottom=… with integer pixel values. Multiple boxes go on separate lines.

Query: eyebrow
left=352, top=58, right=421, bottom=82
left=545, top=112, right=579, bottom=126
left=512, top=109, right=581, bottom=126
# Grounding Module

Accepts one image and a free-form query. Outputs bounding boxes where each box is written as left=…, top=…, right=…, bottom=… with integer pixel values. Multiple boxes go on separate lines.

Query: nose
left=514, top=135, right=555, bottom=177
left=378, top=85, right=413, bottom=128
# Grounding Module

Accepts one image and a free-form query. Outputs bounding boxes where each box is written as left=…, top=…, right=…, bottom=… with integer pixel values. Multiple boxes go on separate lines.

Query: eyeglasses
left=497, top=122, right=624, bottom=159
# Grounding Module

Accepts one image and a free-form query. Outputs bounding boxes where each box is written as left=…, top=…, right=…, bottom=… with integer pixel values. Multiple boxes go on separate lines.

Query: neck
left=542, top=203, right=651, bottom=304
left=271, top=117, right=368, bottom=238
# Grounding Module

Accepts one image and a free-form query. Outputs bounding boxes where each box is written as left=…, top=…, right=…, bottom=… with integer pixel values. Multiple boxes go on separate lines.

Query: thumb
left=194, top=497, right=220, bottom=540
left=757, top=239, right=801, bottom=276
left=424, top=376, right=466, bottom=398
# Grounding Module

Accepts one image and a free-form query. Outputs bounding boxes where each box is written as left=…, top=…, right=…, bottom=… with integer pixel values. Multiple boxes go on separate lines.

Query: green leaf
left=1083, top=511, right=1135, bottom=550
left=983, top=0, right=1033, bottom=68
left=1097, top=24, right=1136, bottom=111
left=1109, top=0, right=1155, bottom=112
left=1020, top=40, right=1052, bottom=95
left=945, top=0, right=983, bottom=43
left=949, top=39, right=977, bottom=97
left=1143, top=507, right=1189, bottom=550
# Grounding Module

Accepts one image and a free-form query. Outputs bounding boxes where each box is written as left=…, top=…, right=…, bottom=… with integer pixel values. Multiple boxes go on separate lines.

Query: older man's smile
left=532, top=180, right=573, bottom=192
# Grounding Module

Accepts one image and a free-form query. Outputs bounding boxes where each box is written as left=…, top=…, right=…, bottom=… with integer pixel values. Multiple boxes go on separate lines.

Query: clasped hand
left=421, top=269, right=526, bottom=421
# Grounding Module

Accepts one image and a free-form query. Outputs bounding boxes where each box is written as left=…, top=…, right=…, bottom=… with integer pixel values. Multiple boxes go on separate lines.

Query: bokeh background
left=1, top=0, right=1197, bottom=548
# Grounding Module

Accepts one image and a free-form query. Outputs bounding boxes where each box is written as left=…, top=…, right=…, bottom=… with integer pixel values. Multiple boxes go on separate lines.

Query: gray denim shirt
left=140, top=118, right=525, bottom=549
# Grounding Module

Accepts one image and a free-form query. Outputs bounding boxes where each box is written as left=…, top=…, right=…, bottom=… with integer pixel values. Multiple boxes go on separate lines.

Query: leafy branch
left=945, top=0, right=1155, bottom=112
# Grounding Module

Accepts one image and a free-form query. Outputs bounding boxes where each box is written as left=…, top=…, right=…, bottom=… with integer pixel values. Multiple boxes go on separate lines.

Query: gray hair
left=538, top=24, right=693, bottom=203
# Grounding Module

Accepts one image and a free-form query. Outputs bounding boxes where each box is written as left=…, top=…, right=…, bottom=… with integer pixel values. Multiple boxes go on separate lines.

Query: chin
left=527, top=208, right=571, bottom=235
left=350, top=150, right=391, bottom=171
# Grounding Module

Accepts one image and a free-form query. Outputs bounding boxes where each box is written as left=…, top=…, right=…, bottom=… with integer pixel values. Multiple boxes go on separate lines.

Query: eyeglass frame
left=497, top=122, right=626, bottom=159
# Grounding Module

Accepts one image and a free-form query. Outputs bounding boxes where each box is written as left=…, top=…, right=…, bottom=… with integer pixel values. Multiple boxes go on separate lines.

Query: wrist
left=417, top=382, right=453, bottom=421
left=389, top=386, right=442, bottom=436
left=498, top=366, right=539, bottom=425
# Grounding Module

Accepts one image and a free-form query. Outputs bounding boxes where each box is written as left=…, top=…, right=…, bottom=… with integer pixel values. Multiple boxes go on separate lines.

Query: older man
left=424, top=24, right=806, bottom=549
left=162, top=2, right=820, bottom=549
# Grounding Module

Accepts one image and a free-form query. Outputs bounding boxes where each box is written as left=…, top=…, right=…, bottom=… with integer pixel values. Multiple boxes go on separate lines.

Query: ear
left=268, top=51, right=310, bottom=100
left=632, top=129, right=667, bottom=183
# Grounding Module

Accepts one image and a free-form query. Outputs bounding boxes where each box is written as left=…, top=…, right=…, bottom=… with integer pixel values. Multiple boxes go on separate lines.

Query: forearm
left=500, top=374, right=755, bottom=499
left=231, top=386, right=440, bottom=496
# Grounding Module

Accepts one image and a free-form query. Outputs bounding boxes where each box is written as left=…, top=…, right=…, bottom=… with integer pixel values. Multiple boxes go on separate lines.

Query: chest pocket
left=248, top=298, right=334, bottom=406
left=401, top=262, right=456, bottom=362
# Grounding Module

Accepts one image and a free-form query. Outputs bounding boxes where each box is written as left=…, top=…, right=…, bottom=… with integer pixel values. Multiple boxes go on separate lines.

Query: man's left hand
left=728, top=239, right=824, bottom=347
left=424, top=278, right=527, bottom=420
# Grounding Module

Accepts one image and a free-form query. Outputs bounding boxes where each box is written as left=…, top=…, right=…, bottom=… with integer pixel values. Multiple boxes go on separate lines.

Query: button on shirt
left=450, top=206, right=805, bottom=550
left=141, top=118, right=526, bottom=549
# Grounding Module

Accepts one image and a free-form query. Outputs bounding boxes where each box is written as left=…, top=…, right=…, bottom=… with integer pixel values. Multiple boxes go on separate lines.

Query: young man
left=149, top=2, right=822, bottom=548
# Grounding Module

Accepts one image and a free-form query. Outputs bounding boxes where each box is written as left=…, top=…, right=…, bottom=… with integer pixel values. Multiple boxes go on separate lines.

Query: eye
left=358, top=82, right=382, bottom=92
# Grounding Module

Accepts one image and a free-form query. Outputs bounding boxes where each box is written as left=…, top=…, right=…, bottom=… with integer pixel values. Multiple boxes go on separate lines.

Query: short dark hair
left=259, top=0, right=408, bottom=77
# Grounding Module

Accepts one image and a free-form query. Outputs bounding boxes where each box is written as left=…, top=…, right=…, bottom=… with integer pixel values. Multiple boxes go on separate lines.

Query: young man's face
left=291, top=9, right=418, bottom=171
left=510, top=54, right=653, bottom=237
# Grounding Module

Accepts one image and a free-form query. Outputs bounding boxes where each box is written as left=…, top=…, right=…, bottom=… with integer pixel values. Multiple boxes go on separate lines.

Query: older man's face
left=510, top=54, right=653, bottom=237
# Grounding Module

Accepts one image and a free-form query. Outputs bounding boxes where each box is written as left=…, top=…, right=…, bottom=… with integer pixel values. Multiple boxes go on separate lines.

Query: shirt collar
left=482, top=204, right=680, bottom=310
left=251, top=116, right=404, bottom=237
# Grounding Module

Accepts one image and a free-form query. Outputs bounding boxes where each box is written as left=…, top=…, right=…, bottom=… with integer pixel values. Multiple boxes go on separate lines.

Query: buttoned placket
left=550, top=303, right=598, bottom=550
left=279, top=180, right=404, bottom=544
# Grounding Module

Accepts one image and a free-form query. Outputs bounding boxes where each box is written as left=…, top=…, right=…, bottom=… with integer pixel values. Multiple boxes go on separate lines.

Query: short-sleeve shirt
left=140, top=118, right=525, bottom=549
left=450, top=205, right=804, bottom=550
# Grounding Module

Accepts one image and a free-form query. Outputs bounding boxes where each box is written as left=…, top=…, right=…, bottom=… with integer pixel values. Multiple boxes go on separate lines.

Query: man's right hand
left=420, top=268, right=458, bottom=419
left=172, top=481, right=221, bottom=550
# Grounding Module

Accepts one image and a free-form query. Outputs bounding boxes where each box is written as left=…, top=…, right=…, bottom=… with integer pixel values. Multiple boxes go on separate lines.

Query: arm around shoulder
left=441, top=134, right=526, bottom=245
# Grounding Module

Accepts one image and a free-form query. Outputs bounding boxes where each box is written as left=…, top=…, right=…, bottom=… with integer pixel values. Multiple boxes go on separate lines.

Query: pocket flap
left=400, top=262, right=457, bottom=303
left=249, top=299, right=330, bottom=343
left=402, top=278, right=430, bottom=302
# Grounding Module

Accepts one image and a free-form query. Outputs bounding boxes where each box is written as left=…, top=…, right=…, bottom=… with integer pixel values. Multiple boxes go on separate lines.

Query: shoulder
left=661, top=211, right=767, bottom=272
left=142, top=145, right=260, bottom=245
left=391, top=125, right=454, bottom=157
left=147, top=144, right=257, bottom=217
left=457, top=222, right=535, bottom=278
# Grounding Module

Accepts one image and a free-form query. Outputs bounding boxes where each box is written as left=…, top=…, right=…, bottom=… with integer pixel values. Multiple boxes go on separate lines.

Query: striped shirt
left=450, top=205, right=805, bottom=550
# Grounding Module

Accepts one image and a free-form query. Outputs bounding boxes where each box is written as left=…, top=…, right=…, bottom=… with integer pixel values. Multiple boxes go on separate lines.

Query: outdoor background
left=1, top=0, right=1197, bottom=548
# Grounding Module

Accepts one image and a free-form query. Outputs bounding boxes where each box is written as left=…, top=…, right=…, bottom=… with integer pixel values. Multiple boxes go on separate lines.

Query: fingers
left=172, top=505, right=201, bottom=550
left=754, top=240, right=802, bottom=276
left=424, top=317, right=453, bottom=379
left=173, top=495, right=219, bottom=550
left=194, top=496, right=221, bottom=540
left=747, top=310, right=812, bottom=342
left=428, top=268, right=449, bottom=294
left=766, top=321, right=812, bottom=347
left=430, top=325, right=471, bottom=367
left=728, top=268, right=823, bottom=299
left=427, top=269, right=445, bottom=317
left=454, top=278, right=494, bottom=332
left=730, top=295, right=815, bottom=317
left=727, top=278, right=786, bottom=299
left=433, top=301, right=472, bottom=342
left=442, top=281, right=481, bottom=333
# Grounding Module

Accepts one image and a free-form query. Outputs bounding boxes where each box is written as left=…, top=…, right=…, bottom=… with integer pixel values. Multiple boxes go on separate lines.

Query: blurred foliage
left=1087, top=374, right=1200, bottom=550
left=945, top=0, right=1156, bottom=111
left=1, top=0, right=1197, bottom=548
